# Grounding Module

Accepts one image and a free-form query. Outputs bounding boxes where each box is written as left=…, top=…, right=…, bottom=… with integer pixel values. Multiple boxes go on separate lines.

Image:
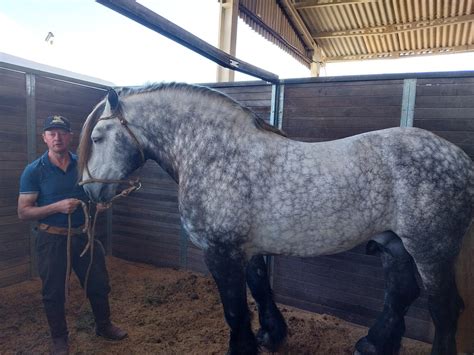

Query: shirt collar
left=40, top=151, right=76, bottom=169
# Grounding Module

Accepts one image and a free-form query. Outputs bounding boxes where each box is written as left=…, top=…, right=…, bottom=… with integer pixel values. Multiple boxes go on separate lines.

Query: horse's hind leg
left=204, top=245, right=258, bottom=355
left=355, top=232, right=420, bottom=355
left=416, top=259, right=464, bottom=355
left=246, top=255, right=287, bottom=351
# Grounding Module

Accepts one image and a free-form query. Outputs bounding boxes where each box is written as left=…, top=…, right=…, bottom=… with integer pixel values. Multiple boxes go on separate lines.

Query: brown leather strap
left=38, top=223, right=85, bottom=236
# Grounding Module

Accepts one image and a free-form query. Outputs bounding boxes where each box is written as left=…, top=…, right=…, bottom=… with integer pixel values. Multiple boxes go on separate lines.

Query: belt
left=38, top=223, right=86, bottom=236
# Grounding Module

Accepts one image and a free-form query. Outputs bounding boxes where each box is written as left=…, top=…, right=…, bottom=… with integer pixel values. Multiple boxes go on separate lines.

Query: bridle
left=79, top=110, right=145, bottom=196
left=68, top=110, right=144, bottom=305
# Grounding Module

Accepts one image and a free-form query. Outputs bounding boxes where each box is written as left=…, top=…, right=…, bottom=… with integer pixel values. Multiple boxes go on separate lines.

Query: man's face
left=42, top=128, right=73, bottom=154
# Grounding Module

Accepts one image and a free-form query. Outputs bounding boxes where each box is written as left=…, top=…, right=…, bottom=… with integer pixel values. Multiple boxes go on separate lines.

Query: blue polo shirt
left=19, top=151, right=88, bottom=228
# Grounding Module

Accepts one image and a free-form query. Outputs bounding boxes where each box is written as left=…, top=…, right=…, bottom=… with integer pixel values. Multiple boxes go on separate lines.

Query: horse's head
left=78, top=89, right=145, bottom=203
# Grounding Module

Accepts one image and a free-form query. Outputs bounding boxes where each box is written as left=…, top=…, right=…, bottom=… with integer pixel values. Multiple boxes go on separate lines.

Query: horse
left=78, top=83, right=473, bottom=355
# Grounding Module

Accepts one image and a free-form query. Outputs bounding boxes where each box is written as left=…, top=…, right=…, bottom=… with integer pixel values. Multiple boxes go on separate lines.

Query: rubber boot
left=90, top=297, right=128, bottom=341
left=44, top=303, right=69, bottom=355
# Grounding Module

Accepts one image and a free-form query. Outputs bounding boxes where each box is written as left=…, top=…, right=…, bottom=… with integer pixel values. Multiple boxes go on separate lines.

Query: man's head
left=42, top=115, right=73, bottom=154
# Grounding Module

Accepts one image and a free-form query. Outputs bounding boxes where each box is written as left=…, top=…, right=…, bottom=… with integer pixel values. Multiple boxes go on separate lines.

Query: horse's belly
left=249, top=213, right=386, bottom=257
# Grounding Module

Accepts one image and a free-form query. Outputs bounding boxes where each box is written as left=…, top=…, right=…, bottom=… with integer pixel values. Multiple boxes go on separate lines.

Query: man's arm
left=17, top=193, right=82, bottom=221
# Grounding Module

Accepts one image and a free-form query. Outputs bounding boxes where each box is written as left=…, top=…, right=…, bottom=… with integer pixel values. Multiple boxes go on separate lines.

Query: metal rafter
left=293, top=0, right=379, bottom=10
left=279, top=0, right=325, bottom=59
left=327, top=43, right=474, bottom=61
left=313, top=14, right=474, bottom=39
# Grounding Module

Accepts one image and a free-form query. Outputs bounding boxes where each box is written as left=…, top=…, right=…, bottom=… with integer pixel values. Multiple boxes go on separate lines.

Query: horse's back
left=248, top=127, right=473, bottom=256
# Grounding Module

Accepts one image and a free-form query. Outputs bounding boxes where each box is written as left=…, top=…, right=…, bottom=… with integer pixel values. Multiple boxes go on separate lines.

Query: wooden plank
left=284, top=84, right=404, bottom=98
left=0, top=161, right=28, bottom=170
left=284, top=117, right=400, bottom=130
left=275, top=255, right=384, bottom=281
left=414, top=119, right=474, bottom=131
left=416, top=83, right=474, bottom=96
left=284, top=126, right=397, bottom=140
left=112, top=241, right=180, bottom=268
left=0, top=263, right=29, bottom=288
left=0, top=170, right=23, bottom=186
left=0, top=239, right=29, bottom=260
left=275, top=294, right=433, bottom=342
left=284, top=105, right=402, bottom=118
left=414, top=107, right=474, bottom=119
left=0, top=135, right=27, bottom=149
left=113, top=218, right=180, bottom=235
left=35, top=76, right=107, bottom=104
left=0, top=255, right=29, bottom=270
left=415, top=95, right=474, bottom=108
left=285, top=95, right=402, bottom=107
left=0, top=96, right=26, bottom=109
left=113, top=211, right=180, bottom=228
left=428, top=131, right=474, bottom=146
left=284, top=79, right=406, bottom=88
left=417, top=77, right=474, bottom=85
left=274, top=258, right=429, bottom=320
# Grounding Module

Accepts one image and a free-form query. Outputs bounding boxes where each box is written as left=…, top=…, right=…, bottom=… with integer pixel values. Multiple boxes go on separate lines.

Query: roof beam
left=294, top=0, right=379, bottom=10
left=326, top=44, right=474, bottom=61
left=314, top=14, right=474, bottom=39
left=96, top=0, right=279, bottom=83
left=279, top=0, right=326, bottom=60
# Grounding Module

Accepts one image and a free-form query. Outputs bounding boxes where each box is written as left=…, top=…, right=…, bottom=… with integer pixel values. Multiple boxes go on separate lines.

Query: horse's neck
left=139, top=92, right=256, bottom=180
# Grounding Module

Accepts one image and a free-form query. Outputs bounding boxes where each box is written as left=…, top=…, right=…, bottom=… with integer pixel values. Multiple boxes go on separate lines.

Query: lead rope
left=64, top=181, right=141, bottom=305
left=65, top=201, right=90, bottom=304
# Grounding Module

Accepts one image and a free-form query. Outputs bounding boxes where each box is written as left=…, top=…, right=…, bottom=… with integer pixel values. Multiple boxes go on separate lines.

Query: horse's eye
left=91, top=136, right=102, bottom=143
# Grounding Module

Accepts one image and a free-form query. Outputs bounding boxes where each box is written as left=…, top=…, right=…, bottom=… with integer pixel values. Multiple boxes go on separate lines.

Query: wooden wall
left=0, top=64, right=108, bottom=288
left=273, top=73, right=474, bottom=343
left=0, top=68, right=29, bottom=287
left=413, top=76, right=474, bottom=160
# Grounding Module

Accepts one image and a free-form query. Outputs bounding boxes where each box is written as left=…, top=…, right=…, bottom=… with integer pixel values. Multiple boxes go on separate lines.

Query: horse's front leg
left=204, top=243, right=258, bottom=355
left=246, top=255, right=287, bottom=352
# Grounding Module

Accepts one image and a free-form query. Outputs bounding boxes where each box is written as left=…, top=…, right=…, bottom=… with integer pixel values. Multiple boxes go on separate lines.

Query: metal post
left=25, top=73, right=38, bottom=277
left=400, top=78, right=417, bottom=127
left=216, top=0, right=239, bottom=82
left=270, top=84, right=285, bottom=130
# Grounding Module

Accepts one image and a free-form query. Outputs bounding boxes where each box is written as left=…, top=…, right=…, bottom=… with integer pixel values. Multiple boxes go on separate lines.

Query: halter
left=79, top=110, right=145, bottom=194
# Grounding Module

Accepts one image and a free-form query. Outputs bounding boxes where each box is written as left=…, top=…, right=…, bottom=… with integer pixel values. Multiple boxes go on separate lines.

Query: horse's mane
left=77, top=83, right=286, bottom=178
left=119, top=83, right=287, bottom=137
left=77, top=100, right=105, bottom=179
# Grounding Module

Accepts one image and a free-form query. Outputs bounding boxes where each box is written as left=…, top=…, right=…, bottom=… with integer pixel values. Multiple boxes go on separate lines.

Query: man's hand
left=56, top=198, right=81, bottom=214
left=55, top=198, right=82, bottom=214
left=96, top=203, right=111, bottom=213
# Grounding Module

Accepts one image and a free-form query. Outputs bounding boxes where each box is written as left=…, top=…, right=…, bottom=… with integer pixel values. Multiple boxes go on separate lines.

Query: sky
left=1, top=0, right=474, bottom=86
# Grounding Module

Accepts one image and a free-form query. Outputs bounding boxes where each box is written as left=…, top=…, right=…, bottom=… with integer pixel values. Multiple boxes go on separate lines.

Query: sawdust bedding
left=0, top=256, right=430, bottom=354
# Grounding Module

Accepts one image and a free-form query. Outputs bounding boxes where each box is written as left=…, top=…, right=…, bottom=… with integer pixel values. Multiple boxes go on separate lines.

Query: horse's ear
left=107, top=89, right=119, bottom=113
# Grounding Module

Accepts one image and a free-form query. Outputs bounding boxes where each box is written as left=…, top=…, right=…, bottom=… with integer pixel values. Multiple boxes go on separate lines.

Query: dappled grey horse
left=78, top=83, right=473, bottom=355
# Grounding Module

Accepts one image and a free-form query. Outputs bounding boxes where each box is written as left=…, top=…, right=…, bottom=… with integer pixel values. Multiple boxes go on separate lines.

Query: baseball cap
left=43, top=115, right=71, bottom=132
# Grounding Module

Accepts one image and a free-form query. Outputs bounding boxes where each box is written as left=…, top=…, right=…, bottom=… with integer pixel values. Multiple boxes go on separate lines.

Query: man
left=17, top=115, right=127, bottom=354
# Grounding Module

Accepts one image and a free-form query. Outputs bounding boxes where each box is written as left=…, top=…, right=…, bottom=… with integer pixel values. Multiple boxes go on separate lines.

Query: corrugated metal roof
left=239, top=0, right=312, bottom=66
left=238, top=0, right=474, bottom=67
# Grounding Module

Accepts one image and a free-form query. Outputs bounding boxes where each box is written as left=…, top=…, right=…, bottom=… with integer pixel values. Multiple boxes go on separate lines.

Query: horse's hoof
left=256, top=328, right=287, bottom=353
left=354, top=337, right=378, bottom=355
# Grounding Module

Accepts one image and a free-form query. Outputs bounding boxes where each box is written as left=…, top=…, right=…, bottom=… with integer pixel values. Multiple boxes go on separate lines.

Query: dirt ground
left=0, top=256, right=431, bottom=354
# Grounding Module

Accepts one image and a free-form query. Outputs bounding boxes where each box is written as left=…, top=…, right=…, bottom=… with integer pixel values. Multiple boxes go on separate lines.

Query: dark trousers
left=36, top=230, right=111, bottom=338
